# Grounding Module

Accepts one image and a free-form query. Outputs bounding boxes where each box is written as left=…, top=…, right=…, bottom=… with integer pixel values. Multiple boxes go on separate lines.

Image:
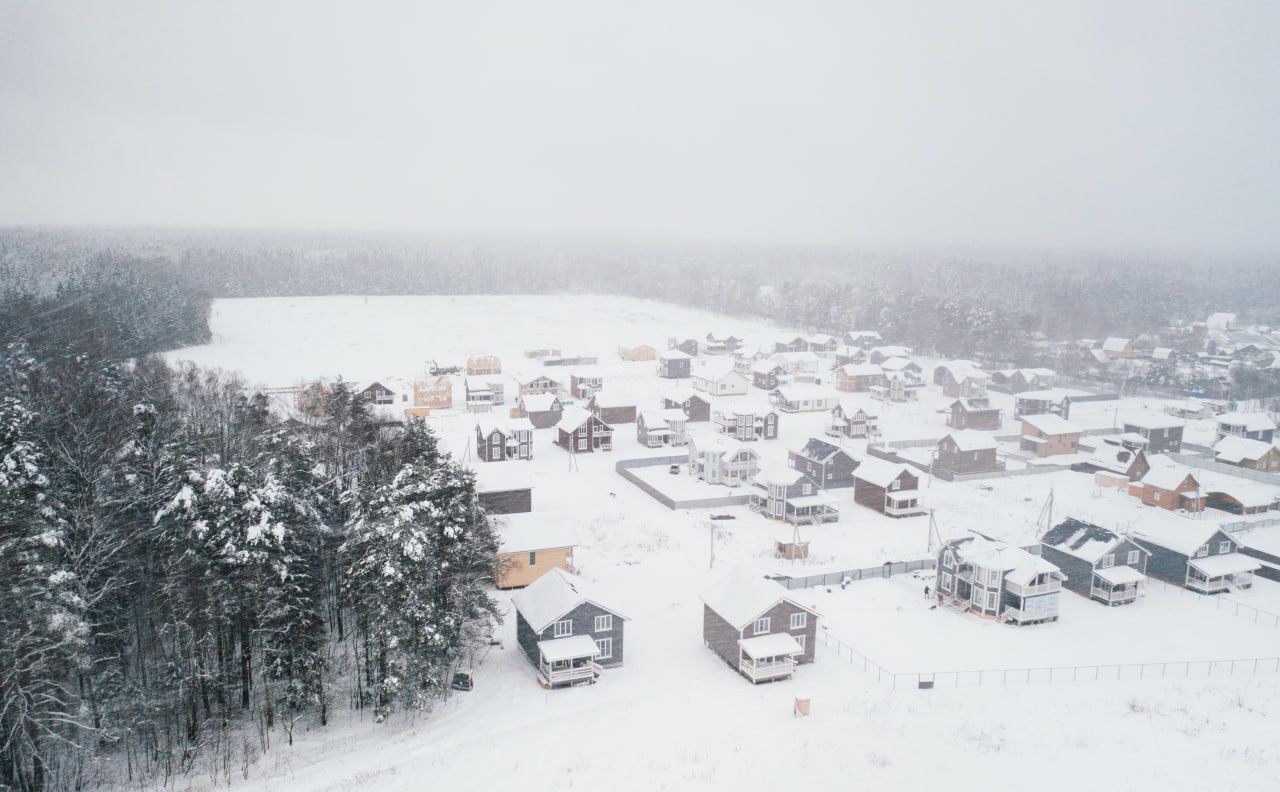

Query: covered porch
left=536, top=635, right=602, bottom=689
left=885, top=490, right=926, bottom=517
left=737, top=633, right=802, bottom=684
left=1090, top=565, right=1146, bottom=605
left=1186, top=554, right=1261, bottom=594
left=782, top=492, right=841, bottom=525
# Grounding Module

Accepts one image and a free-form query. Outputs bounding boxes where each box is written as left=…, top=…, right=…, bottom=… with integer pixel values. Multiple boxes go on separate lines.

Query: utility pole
left=708, top=521, right=716, bottom=569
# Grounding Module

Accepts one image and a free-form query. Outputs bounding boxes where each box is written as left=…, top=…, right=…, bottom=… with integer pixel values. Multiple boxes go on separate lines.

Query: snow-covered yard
left=164, top=296, right=1280, bottom=791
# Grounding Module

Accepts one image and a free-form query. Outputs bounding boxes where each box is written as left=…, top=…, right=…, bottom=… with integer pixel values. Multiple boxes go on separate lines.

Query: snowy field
left=164, top=296, right=1280, bottom=791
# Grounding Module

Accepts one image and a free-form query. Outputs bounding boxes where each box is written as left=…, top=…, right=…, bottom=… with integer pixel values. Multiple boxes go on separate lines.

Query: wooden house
left=475, top=417, right=534, bottom=462
left=992, top=368, right=1057, bottom=393
left=1213, top=436, right=1280, bottom=473
left=774, top=335, right=810, bottom=353
left=713, top=408, right=779, bottom=442
left=587, top=390, right=637, bottom=425
left=474, top=464, right=533, bottom=515
left=1039, top=518, right=1148, bottom=606
left=669, top=338, right=701, bottom=357
left=524, top=347, right=562, bottom=360
left=1077, top=441, right=1152, bottom=486
left=770, top=384, right=839, bottom=413
left=495, top=516, right=574, bottom=589
left=834, top=363, right=885, bottom=393
left=702, top=333, right=743, bottom=356
left=749, top=463, right=840, bottom=524
left=1013, top=388, right=1073, bottom=420
left=827, top=398, right=879, bottom=439
left=879, top=356, right=922, bottom=376
left=852, top=457, right=925, bottom=517
left=517, top=393, right=564, bottom=429
left=935, top=535, right=1065, bottom=624
left=658, top=350, right=693, bottom=379
left=700, top=570, right=818, bottom=683
left=751, top=359, right=789, bottom=391
left=932, top=431, right=1003, bottom=476
left=511, top=569, right=627, bottom=688
left=733, top=347, right=772, bottom=376
left=412, top=376, right=453, bottom=409
left=569, top=372, right=604, bottom=400
left=1019, top=414, right=1081, bottom=457
left=357, top=380, right=401, bottom=406
left=788, top=437, right=858, bottom=489
left=806, top=333, right=839, bottom=353
left=554, top=407, right=613, bottom=453
left=1120, top=414, right=1185, bottom=454
left=1132, top=520, right=1259, bottom=594
left=775, top=351, right=822, bottom=380
left=934, top=362, right=989, bottom=398
left=617, top=344, right=657, bottom=362
left=870, top=371, right=922, bottom=403
left=843, top=330, right=882, bottom=348
left=688, top=432, right=759, bottom=485
left=464, top=376, right=506, bottom=412
left=692, top=363, right=750, bottom=396
left=1216, top=412, right=1277, bottom=444
left=947, top=398, right=1001, bottom=431
left=1101, top=337, right=1137, bottom=359
left=832, top=345, right=867, bottom=366
left=1133, top=467, right=1205, bottom=512
left=636, top=408, right=690, bottom=448
left=466, top=355, right=502, bottom=376
left=868, top=345, right=912, bottom=364
left=661, top=388, right=712, bottom=422
left=513, top=372, right=564, bottom=398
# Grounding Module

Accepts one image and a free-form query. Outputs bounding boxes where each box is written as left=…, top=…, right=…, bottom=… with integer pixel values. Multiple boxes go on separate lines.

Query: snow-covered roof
left=871, top=345, right=912, bottom=358
left=471, top=462, right=533, bottom=493
left=1094, top=565, right=1147, bottom=586
left=640, top=408, right=688, bottom=429
left=941, top=430, right=997, bottom=452
left=754, top=462, right=806, bottom=488
left=1084, top=440, right=1144, bottom=474
left=880, top=357, right=916, bottom=372
left=1016, top=388, right=1073, bottom=402
left=774, top=384, right=838, bottom=401
left=700, top=569, right=816, bottom=630
left=1102, top=337, right=1131, bottom=352
left=1041, top=517, right=1138, bottom=563
left=1198, top=474, right=1278, bottom=510
left=496, top=515, right=575, bottom=554
left=1131, top=515, right=1226, bottom=556
left=520, top=393, right=560, bottom=412
left=588, top=390, right=632, bottom=408
left=751, top=359, right=786, bottom=375
left=662, top=386, right=707, bottom=404
left=1151, top=347, right=1175, bottom=360
left=950, top=535, right=1064, bottom=586
left=1140, top=466, right=1198, bottom=492
left=852, top=457, right=911, bottom=488
left=838, top=363, right=883, bottom=377
left=792, top=437, right=851, bottom=462
left=951, top=398, right=996, bottom=413
left=1021, top=413, right=1080, bottom=435
left=476, top=416, right=534, bottom=436
left=1213, top=436, right=1276, bottom=464
left=1187, top=554, right=1260, bottom=577
left=845, top=330, right=882, bottom=341
left=1121, top=412, right=1183, bottom=431
left=537, top=634, right=600, bottom=662
left=738, top=632, right=803, bottom=659
left=659, top=349, right=692, bottom=360
left=689, top=431, right=753, bottom=461
left=837, top=397, right=879, bottom=417
left=556, top=405, right=600, bottom=431
left=1217, top=412, right=1277, bottom=433
left=691, top=363, right=745, bottom=382
left=513, top=371, right=561, bottom=385
left=807, top=333, right=835, bottom=345
left=511, top=569, right=624, bottom=633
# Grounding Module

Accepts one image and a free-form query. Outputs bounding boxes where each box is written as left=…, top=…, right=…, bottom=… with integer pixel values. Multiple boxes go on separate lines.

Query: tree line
left=0, top=264, right=499, bottom=790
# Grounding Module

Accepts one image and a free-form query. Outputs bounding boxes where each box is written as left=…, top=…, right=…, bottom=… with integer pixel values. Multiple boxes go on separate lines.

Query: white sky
left=2, top=1, right=1278, bottom=249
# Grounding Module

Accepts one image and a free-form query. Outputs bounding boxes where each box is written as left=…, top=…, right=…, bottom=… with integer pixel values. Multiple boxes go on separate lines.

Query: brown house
left=834, top=363, right=885, bottom=393
left=933, top=431, right=1003, bottom=476
left=517, top=393, right=564, bottom=429
left=555, top=406, right=613, bottom=453
left=587, top=391, right=637, bottom=425
left=700, top=570, right=818, bottom=684
left=1019, top=414, right=1081, bottom=458
left=1213, top=436, right=1280, bottom=472
left=948, top=398, right=1002, bottom=431
left=569, top=372, right=604, bottom=400
left=661, top=388, right=711, bottom=422
left=1133, top=468, right=1205, bottom=512
left=852, top=457, right=925, bottom=517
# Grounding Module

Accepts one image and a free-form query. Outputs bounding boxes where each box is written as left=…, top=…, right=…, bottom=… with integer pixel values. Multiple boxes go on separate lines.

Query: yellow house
left=495, top=516, right=575, bottom=589
left=413, top=376, right=453, bottom=409
left=617, top=344, right=657, bottom=362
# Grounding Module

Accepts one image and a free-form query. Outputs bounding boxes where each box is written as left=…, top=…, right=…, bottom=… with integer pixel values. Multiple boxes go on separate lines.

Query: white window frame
left=753, top=617, right=771, bottom=635
left=595, top=637, right=613, bottom=660
left=1195, top=544, right=1210, bottom=558
left=986, top=592, right=997, bottom=610
left=1098, top=554, right=1114, bottom=569
left=576, top=436, right=588, bottom=451
left=794, top=634, right=806, bottom=651
left=1126, top=550, right=1140, bottom=565
left=941, top=571, right=953, bottom=591
left=593, top=614, right=613, bottom=633
left=789, top=612, right=807, bottom=630
left=553, top=619, right=572, bottom=638
left=1218, top=541, right=1232, bottom=554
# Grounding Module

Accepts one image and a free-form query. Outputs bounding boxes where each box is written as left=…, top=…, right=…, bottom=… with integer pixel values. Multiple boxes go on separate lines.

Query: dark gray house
left=749, top=463, right=840, bottom=524
left=658, top=350, right=693, bottom=379
left=1120, top=414, right=1185, bottom=454
left=1215, top=412, right=1277, bottom=444
left=935, top=534, right=1065, bottom=624
left=1039, top=518, right=1149, bottom=606
left=788, top=437, right=858, bottom=489
left=700, top=570, right=818, bottom=684
left=474, top=465, right=532, bottom=515
left=1131, top=521, right=1260, bottom=594
left=511, top=569, right=627, bottom=689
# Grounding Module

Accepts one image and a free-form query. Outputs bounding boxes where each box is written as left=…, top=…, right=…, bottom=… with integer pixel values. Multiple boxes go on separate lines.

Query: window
left=528, top=551, right=537, bottom=566
left=941, top=572, right=953, bottom=592
left=943, top=551, right=955, bottom=567
left=1195, top=544, right=1210, bottom=558
left=593, top=614, right=613, bottom=633
left=553, top=620, right=572, bottom=638
left=790, top=612, right=807, bottom=630
left=595, top=637, right=613, bottom=660
left=1218, top=541, right=1233, bottom=554
left=988, top=569, right=1000, bottom=585
left=1098, top=554, right=1114, bottom=569
left=753, top=617, right=771, bottom=635
left=889, top=479, right=900, bottom=491
left=987, top=592, right=997, bottom=610
left=802, top=483, right=813, bottom=495
left=794, top=635, right=806, bottom=650
left=1126, top=550, right=1140, bottom=565
left=576, top=437, right=588, bottom=451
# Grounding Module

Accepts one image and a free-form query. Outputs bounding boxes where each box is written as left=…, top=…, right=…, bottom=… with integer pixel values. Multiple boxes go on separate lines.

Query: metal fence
left=614, top=455, right=753, bottom=510
left=1170, top=452, right=1280, bottom=487
left=772, top=558, right=934, bottom=590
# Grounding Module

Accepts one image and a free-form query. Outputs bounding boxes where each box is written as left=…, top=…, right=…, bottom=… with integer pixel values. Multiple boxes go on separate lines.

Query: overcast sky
left=1, top=1, right=1278, bottom=249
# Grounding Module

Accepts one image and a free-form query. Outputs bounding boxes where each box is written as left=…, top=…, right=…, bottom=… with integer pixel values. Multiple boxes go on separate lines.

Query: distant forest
left=4, top=228, right=1280, bottom=363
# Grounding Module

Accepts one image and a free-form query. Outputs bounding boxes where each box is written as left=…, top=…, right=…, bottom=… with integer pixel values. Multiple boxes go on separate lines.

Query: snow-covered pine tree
left=340, top=420, right=498, bottom=719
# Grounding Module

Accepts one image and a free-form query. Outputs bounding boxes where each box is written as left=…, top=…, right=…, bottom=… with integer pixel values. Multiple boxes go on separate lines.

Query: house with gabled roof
left=843, top=330, right=882, bottom=348
left=636, top=408, right=690, bottom=448
left=948, top=397, right=1001, bottom=431
left=517, top=393, right=564, bottom=429
left=853, top=457, right=925, bottom=517
left=512, top=372, right=564, bottom=398
left=1019, top=414, right=1081, bottom=457
left=932, top=431, right=1003, bottom=476
left=1216, top=412, right=1277, bottom=444
left=587, top=390, right=636, bottom=425
left=495, top=514, right=574, bottom=589
left=661, top=387, right=712, bottom=422
left=554, top=406, right=612, bottom=453
left=833, top=362, right=884, bottom=393
left=827, top=398, right=879, bottom=439
left=1039, top=518, right=1148, bottom=606
left=770, top=384, right=839, bottom=413
left=1119, top=413, right=1185, bottom=454
left=774, top=335, right=809, bottom=354
left=1101, top=337, right=1137, bottom=359
left=617, top=343, right=657, bottom=362
left=869, top=345, right=912, bottom=364
left=692, top=362, right=750, bottom=396
left=870, top=370, right=923, bottom=403
left=657, top=350, right=693, bottom=379
left=934, top=361, right=988, bottom=398
left=1131, top=518, right=1259, bottom=594
left=569, top=371, right=604, bottom=400
left=1213, top=435, right=1280, bottom=473
left=713, top=408, right=779, bottom=441
left=688, top=432, right=759, bottom=486
left=475, top=417, right=534, bottom=462
left=700, top=570, right=818, bottom=683
left=935, top=534, right=1065, bottom=624
left=788, top=437, right=858, bottom=489
left=1133, top=466, right=1204, bottom=512
left=749, top=463, right=840, bottom=524
left=512, top=569, right=627, bottom=688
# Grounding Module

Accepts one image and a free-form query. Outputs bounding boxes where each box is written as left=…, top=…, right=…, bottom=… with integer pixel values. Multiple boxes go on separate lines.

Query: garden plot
left=811, top=574, right=1280, bottom=672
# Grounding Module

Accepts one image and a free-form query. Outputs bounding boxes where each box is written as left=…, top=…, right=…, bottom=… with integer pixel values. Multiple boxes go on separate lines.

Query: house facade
left=569, top=372, right=604, bottom=400
left=518, top=393, right=564, bottom=429
left=466, top=355, right=502, bottom=376
left=475, top=418, right=534, bottom=462
left=852, top=457, right=925, bottom=517
left=833, top=363, right=885, bottom=393
left=788, top=437, right=858, bottom=489
left=1134, top=468, right=1205, bottom=512
left=661, top=388, right=711, bottom=422
left=1133, top=523, right=1260, bottom=594
left=555, top=407, right=613, bottom=453
left=932, top=432, right=1004, bottom=476
left=827, top=398, right=879, bottom=439
left=688, top=433, right=760, bottom=485
left=935, top=535, right=1065, bottom=625
left=1213, top=436, right=1280, bottom=472
left=701, top=571, right=818, bottom=683
left=514, top=373, right=564, bottom=397
left=636, top=409, right=690, bottom=447
left=870, top=371, right=923, bottom=402
left=495, top=516, right=573, bottom=589
left=770, top=385, right=839, bottom=413
left=713, top=408, right=779, bottom=441
left=512, top=569, right=627, bottom=688
left=658, top=350, right=693, bottom=379
left=587, top=391, right=637, bottom=425
left=1120, top=415, right=1185, bottom=454
left=464, top=376, right=506, bottom=412
left=617, top=344, right=657, bottom=362
left=1039, top=518, right=1148, bottom=606
left=1216, top=412, right=1277, bottom=443
left=749, top=463, right=840, bottom=524
left=692, top=364, right=750, bottom=396
left=412, top=376, right=453, bottom=409
left=948, top=398, right=1001, bottom=430
left=1019, top=414, right=1081, bottom=457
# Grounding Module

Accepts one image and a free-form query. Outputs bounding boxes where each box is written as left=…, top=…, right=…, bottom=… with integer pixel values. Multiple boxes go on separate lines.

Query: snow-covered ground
left=166, top=296, right=1280, bottom=791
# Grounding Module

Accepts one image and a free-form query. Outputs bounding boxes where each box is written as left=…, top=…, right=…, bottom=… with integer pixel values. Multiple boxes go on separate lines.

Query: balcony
left=538, top=661, right=602, bottom=688
left=1090, top=585, right=1139, bottom=604
left=739, top=657, right=796, bottom=683
left=1005, top=580, right=1062, bottom=597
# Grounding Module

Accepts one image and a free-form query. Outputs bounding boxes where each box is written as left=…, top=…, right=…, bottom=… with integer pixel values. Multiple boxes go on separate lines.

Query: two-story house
left=935, top=534, right=1065, bottom=624
left=700, top=570, right=818, bottom=684
left=512, top=569, right=627, bottom=688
